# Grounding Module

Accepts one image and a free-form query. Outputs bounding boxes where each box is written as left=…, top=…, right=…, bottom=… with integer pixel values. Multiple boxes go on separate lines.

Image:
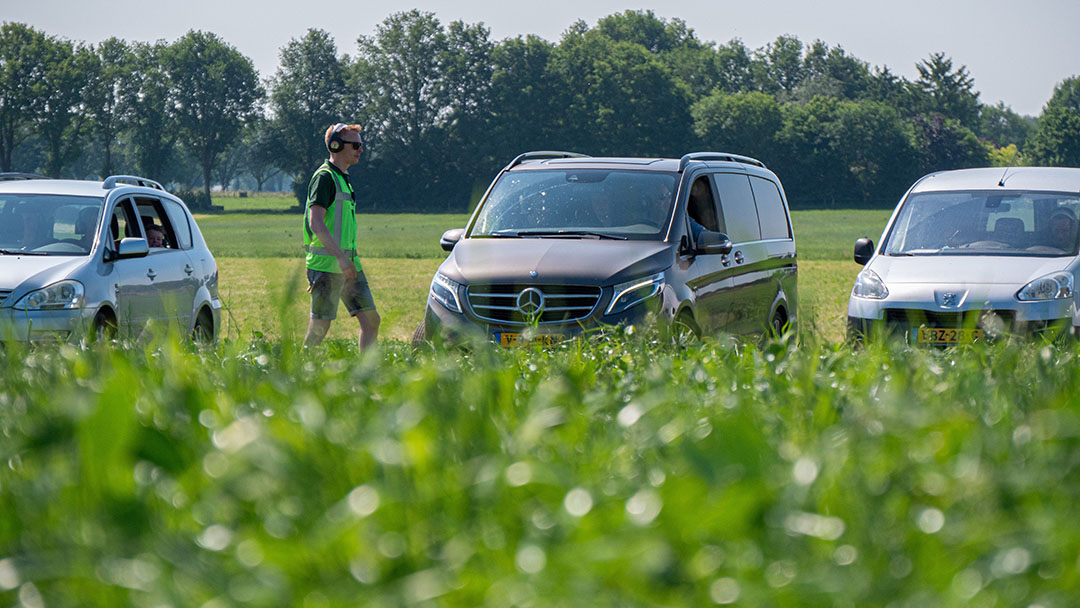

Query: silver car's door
left=136, top=197, right=199, bottom=331
left=104, top=198, right=156, bottom=336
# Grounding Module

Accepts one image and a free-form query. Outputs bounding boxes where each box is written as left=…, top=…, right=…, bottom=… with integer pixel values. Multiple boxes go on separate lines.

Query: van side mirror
left=696, top=230, right=733, bottom=255
left=854, top=237, right=874, bottom=265
left=440, top=228, right=465, bottom=252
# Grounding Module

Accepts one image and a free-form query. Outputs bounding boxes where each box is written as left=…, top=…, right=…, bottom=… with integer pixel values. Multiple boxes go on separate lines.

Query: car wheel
left=769, top=308, right=788, bottom=339
left=411, top=319, right=427, bottom=347
left=92, top=310, right=117, bottom=342
left=671, top=313, right=699, bottom=347
left=192, top=309, right=214, bottom=344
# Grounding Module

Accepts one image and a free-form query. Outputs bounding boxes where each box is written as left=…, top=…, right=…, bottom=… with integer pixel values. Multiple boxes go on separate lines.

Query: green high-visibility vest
left=303, top=161, right=361, bottom=273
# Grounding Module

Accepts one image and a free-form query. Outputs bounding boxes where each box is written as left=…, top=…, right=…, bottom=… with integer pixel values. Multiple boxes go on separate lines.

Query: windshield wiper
left=515, top=230, right=627, bottom=240
left=0, top=248, right=49, bottom=256
left=890, top=248, right=940, bottom=256
left=487, top=231, right=523, bottom=238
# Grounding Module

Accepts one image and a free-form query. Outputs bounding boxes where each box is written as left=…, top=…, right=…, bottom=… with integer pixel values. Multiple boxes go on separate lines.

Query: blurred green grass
left=2, top=335, right=1078, bottom=605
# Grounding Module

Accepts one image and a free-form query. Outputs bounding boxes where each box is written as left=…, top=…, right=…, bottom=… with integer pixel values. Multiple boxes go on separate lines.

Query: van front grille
left=467, top=284, right=602, bottom=325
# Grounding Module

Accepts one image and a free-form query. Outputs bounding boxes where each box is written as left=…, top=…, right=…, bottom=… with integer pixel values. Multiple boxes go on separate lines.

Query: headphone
left=327, top=123, right=347, bottom=153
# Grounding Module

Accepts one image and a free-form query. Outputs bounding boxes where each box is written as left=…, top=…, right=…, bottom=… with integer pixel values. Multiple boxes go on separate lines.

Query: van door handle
left=734, top=251, right=744, bottom=264
left=184, top=264, right=194, bottom=275
left=146, top=269, right=157, bottom=280
left=721, top=254, right=731, bottom=267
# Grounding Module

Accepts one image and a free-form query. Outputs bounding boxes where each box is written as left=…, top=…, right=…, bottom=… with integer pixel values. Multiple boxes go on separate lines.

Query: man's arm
left=309, top=205, right=357, bottom=278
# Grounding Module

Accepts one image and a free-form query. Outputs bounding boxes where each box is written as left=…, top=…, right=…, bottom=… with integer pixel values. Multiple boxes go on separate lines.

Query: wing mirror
left=110, top=237, right=149, bottom=260
left=440, top=228, right=465, bottom=252
left=854, top=237, right=874, bottom=265
left=696, top=230, right=733, bottom=255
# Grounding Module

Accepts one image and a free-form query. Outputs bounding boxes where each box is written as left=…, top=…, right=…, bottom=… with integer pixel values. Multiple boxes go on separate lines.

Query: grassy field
left=200, top=207, right=884, bottom=343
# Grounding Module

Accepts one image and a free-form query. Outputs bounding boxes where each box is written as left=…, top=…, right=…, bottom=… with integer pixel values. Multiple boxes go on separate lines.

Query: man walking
left=302, top=122, right=380, bottom=349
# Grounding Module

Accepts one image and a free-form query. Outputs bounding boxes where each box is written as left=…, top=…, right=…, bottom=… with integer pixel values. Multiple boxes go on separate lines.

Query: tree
left=795, top=41, right=872, bottom=102
left=120, top=42, right=176, bottom=182
left=0, top=23, right=51, bottom=172
left=754, top=35, right=805, bottom=97
left=692, top=91, right=782, bottom=161
left=830, top=100, right=920, bottom=203
left=911, top=113, right=988, bottom=173
left=83, top=37, right=132, bottom=177
left=36, top=38, right=92, bottom=177
left=977, top=102, right=1034, bottom=148
left=488, top=35, right=564, bottom=163
left=163, top=30, right=262, bottom=207
left=266, top=29, right=346, bottom=201
left=915, top=53, right=980, bottom=129
left=1026, top=76, right=1080, bottom=167
left=714, top=39, right=755, bottom=94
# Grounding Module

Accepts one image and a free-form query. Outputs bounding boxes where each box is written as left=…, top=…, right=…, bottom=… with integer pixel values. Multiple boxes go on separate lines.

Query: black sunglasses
left=341, top=141, right=362, bottom=150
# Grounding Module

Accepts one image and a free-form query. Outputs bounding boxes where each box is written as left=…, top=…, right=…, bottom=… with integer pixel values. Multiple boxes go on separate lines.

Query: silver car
left=847, top=167, right=1080, bottom=344
left=0, top=175, right=221, bottom=342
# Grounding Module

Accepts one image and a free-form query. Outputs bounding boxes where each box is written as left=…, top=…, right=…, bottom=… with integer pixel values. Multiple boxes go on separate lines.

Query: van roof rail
left=0, top=172, right=49, bottom=181
left=506, top=151, right=590, bottom=170
left=679, top=152, right=765, bottom=172
left=102, top=175, right=164, bottom=191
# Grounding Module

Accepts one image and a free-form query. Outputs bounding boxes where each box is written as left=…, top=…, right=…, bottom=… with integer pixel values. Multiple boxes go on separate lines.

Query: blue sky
left=5, top=0, right=1078, bottom=116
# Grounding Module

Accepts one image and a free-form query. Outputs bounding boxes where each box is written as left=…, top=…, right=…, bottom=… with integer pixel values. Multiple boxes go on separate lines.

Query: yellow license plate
left=497, top=332, right=558, bottom=347
left=917, top=327, right=985, bottom=344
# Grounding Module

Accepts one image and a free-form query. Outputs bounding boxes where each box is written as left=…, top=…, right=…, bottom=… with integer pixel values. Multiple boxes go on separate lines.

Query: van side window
left=714, top=174, right=761, bottom=243
left=686, top=176, right=720, bottom=233
left=749, top=177, right=791, bottom=240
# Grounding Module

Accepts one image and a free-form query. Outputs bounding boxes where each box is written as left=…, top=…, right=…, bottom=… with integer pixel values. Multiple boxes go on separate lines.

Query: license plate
left=917, top=327, right=985, bottom=344
left=496, top=331, right=559, bottom=347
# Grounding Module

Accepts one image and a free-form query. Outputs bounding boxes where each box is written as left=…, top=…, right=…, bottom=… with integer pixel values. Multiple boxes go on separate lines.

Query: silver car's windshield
left=884, top=190, right=1080, bottom=257
left=470, top=170, right=678, bottom=240
left=0, top=194, right=104, bottom=256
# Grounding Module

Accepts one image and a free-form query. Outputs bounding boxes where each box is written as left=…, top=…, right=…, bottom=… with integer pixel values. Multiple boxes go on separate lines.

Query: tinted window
left=714, top=174, right=760, bottom=243
left=750, top=177, right=791, bottom=240
left=687, top=176, right=720, bottom=232
left=472, top=170, right=678, bottom=240
left=163, top=200, right=193, bottom=249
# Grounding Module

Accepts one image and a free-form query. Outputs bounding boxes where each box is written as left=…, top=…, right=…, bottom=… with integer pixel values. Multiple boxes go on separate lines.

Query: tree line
left=2, top=11, right=1079, bottom=211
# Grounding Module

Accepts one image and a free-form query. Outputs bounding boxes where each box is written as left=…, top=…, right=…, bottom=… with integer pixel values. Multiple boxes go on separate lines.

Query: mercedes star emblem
left=516, top=287, right=545, bottom=318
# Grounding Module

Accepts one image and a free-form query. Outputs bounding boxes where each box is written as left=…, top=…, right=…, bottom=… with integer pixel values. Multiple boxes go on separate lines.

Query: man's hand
left=338, top=256, right=358, bottom=279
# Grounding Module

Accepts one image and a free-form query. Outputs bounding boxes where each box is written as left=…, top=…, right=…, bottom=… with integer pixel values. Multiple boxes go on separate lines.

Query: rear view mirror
left=854, top=237, right=874, bottom=265
left=696, top=230, right=733, bottom=255
left=440, top=228, right=465, bottom=252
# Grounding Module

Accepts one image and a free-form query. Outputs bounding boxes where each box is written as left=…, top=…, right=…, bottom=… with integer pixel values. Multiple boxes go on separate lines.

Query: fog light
left=979, top=311, right=1007, bottom=339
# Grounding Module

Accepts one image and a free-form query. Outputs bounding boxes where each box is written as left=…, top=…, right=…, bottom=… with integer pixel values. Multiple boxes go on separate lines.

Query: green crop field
left=6, top=202, right=1076, bottom=606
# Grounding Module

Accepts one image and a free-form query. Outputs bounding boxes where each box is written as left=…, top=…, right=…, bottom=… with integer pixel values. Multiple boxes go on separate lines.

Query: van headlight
left=1016, top=271, right=1073, bottom=301
left=852, top=269, right=888, bottom=299
left=606, top=271, right=664, bottom=316
left=430, top=272, right=463, bottom=313
left=14, top=280, right=84, bottom=310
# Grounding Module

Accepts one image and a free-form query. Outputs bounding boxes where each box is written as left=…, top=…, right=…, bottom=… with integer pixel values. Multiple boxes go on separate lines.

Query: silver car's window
left=471, top=170, right=677, bottom=240
left=885, top=190, right=1080, bottom=257
left=163, top=200, right=193, bottom=249
left=0, top=194, right=104, bottom=256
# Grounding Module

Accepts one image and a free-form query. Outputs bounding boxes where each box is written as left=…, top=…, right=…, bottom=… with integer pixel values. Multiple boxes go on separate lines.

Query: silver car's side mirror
left=440, top=228, right=465, bottom=252
left=116, top=237, right=149, bottom=260
left=854, top=237, right=874, bottom=265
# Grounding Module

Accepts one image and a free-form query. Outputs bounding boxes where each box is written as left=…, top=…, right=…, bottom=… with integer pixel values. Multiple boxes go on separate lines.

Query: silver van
left=419, top=151, right=798, bottom=345
left=848, top=167, right=1080, bottom=343
left=0, top=175, right=221, bottom=342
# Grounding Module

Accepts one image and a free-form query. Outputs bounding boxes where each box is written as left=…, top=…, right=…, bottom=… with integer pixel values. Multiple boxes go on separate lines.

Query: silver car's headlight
left=13, top=280, right=84, bottom=310
left=430, top=272, right=463, bottom=313
left=852, top=269, right=888, bottom=299
left=1016, top=271, right=1073, bottom=301
left=606, top=271, right=665, bottom=316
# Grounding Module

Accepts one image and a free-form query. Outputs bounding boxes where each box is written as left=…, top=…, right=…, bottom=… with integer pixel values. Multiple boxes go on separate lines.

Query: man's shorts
left=307, top=268, right=377, bottom=320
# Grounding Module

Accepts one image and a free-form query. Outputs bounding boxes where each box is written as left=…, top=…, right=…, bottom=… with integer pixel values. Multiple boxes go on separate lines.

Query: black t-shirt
left=308, top=162, right=354, bottom=209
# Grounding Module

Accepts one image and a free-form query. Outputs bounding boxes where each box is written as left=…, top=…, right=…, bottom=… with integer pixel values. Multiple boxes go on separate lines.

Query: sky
left=4, top=0, right=1078, bottom=117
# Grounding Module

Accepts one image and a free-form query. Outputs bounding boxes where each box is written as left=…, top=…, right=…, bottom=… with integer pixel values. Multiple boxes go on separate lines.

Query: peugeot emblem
left=516, top=287, right=545, bottom=318
left=529, top=270, right=538, bottom=278
left=942, top=292, right=957, bottom=307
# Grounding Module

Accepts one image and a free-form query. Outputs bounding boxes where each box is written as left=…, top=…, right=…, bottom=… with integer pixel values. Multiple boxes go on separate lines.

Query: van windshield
left=883, top=190, right=1080, bottom=257
left=0, top=194, right=104, bottom=256
left=470, top=169, right=678, bottom=240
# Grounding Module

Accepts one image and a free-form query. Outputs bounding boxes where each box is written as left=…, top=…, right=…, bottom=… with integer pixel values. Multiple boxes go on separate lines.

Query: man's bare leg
left=355, top=309, right=381, bottom=350
left=304, top=318, right=332, bottom=347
